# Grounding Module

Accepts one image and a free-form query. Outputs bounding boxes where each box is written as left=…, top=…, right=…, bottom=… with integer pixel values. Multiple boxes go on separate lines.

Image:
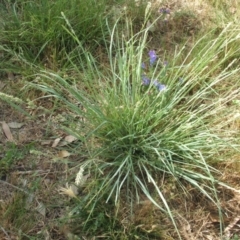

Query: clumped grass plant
left=0, top=0, right=108, bottom=70
left=29, top=19, right=240, bottom=237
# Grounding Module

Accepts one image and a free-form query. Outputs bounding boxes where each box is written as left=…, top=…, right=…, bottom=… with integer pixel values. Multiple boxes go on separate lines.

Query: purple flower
left=142, top=75, right=151, bottom=85
left=179, top=77, right=184, bottom=83
left=156, top=83, right=166, bottom=91
left=148, top=50, right=157, bottom=66
left=163, top=61, right=168, bottom=67
left=159, top=7, right=170, bottom=14
left=153, top=80, right=159, bottom=87
left=141, top=62, right=146, bottom=69
left=153, top=80, right=166, bottom=91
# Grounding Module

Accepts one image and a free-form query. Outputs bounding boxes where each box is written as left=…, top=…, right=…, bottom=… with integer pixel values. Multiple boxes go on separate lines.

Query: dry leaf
left=65, top=135, right=78, bottom=142
left=52, top=137, right=62, bottom=147
left=1, top=121, right=14, bottom=141
left=41, top=140, right=52, bottom=145
left=58, top=150, right=70, bottom=158
left=58, top=135, right=78, bottom=146
left=7, top=122, right=24, bottom=129
left=36, top=202, right=46, bottom=217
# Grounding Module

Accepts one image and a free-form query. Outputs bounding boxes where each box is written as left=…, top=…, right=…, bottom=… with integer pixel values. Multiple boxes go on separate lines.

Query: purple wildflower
left=148, top=50, right=157, bottom=66
left=163, top=61, right=168, bottom=67
left=159, top=7, right=170, bottom=14
left=153, top=80, right=159, bottom=87
left=156, top=83, right=166, bottom=91
left=179, top=77, right=184, bottom=83
left=142, top=75, right=151, bottom=85
left=141, top=62, right=146, bottom=69
left=153, top=80, right=166, bottom=91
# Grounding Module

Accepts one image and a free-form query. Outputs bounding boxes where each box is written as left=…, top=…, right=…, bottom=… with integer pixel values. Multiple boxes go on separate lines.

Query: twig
left=14, top=170, right=50, bottom=175
left=0, top=180, right=29, bottom=195
left=0, top=180, right=41, bottom=206
left=0, top=225, right=11, bottom=240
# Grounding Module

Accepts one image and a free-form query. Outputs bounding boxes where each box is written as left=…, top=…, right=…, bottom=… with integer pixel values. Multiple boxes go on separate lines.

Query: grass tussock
left=28, top=18, right=240, bottom=238
left=0, top=0, right=240, bottom=239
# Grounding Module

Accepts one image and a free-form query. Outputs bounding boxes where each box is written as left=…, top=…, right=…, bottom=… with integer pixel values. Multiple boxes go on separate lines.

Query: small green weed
left=231, top=235, right=240, bottom=240
left=65, top=197, right=121, bottom=237
left=0, top=142, right=35, bottom=177
left=61, top=194, right=164, bottom=239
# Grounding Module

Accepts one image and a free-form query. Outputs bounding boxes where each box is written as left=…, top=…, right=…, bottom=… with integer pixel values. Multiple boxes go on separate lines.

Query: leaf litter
left=1, top=121, right=14, bottom=142
left=7, top=122, right=25, bottom=129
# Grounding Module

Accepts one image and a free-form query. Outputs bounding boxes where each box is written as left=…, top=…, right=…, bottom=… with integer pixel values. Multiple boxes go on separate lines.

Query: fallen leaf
left=36, top=202, right=46, bottom=217
left=41, top=140, right=52, bottom=145
left=65, top=135, right=78, bottom=142
left=59, top=135, right=78, bottom=146
left=1, top=121, right=14, bottom=141
left=52, top=137, right=62, bottom=147
left=7, top=122, right=24, bottom=129
left=58, top=150, right=70, bottom=158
